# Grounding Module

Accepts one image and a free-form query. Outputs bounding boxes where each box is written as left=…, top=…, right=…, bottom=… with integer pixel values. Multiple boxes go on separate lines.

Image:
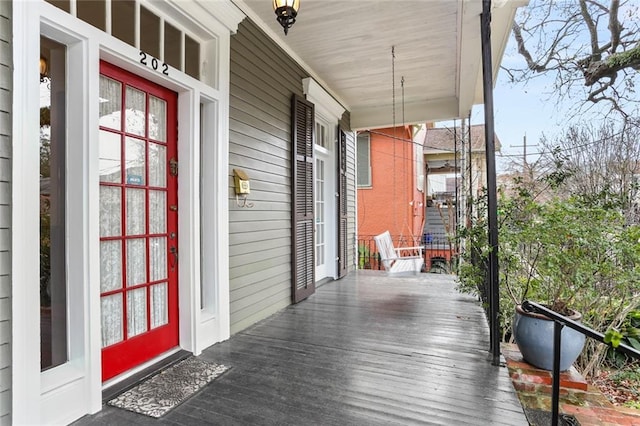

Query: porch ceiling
left=230, top=0, right=526, bottom=130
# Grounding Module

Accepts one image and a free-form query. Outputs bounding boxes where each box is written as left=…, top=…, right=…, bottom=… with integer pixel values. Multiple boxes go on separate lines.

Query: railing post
left=523, top=300, right=640, bottom=425
left=552, top=320, right=563, bottom=426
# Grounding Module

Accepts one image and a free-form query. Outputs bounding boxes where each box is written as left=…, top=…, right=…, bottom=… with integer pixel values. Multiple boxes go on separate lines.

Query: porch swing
left=373, top=46, right=425, bottom=274
left=374, top=230, right=424, bottom=273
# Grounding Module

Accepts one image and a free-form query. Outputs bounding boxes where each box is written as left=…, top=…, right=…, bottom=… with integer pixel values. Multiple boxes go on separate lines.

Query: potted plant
left=458, top=184, right=640, bottom=374
left=501, top=196, right=593, bottom=371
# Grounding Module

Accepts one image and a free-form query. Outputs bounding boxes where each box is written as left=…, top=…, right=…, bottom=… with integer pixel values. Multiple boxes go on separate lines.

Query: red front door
left=98, top=61, right=179, bottom=381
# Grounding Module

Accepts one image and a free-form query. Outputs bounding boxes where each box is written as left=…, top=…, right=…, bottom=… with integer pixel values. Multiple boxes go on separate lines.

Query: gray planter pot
left=514, top=304, right=586, bottom=371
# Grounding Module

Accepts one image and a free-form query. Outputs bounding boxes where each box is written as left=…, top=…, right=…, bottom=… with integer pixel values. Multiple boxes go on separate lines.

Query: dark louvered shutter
left=291, top=95, right=315, bottom=303
left=337, top=129, right=348, bottom=278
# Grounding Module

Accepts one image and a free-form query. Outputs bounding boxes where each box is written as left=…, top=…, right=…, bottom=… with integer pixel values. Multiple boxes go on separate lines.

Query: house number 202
left=139, top=51, right=169, bottom=76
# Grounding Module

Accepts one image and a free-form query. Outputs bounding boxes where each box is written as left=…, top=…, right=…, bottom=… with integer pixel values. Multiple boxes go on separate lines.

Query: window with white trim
left=40, top=35, right=68, bottom=371
left=357, top=132, right=371, bottom=187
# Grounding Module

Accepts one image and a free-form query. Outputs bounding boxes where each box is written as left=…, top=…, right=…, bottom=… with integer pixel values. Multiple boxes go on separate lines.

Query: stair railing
left=521, top=301, right=640, bottom=426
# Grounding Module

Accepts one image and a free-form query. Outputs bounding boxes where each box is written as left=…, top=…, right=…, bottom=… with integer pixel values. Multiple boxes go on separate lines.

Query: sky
left=435, top=66, right=567, bottom=174
left=472, top=65, right=558, bottom=173
left=467, top=0, right=639, bottom=175
left=433, top=38, right=573, bottom=175
left=461, top=26, right=588, bottom=175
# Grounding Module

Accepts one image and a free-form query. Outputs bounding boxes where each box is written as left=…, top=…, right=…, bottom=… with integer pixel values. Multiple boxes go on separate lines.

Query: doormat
left=107, top=357, right=229, bottom=418
left=524, top=408, right=581, bottom=426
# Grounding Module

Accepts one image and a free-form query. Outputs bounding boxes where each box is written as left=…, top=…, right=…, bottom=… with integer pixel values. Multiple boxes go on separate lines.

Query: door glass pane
left=125, top=86, right=146, bottom=136
left=99, top=76, right=122, bottom=131
left=126, top=188, right=145, bottom=235
left=40, top=37, right=68, bottom=371
left=150, top=237, right=167, bottom=281
left=149, top=190, right=166, bottom=234
left=125, top=137, right=146, bottom=185
left=99, top=186, right=122, bottom=237
left=315, top=158, right=325, bottom=267
left=101, top=294, right=123, bottom=347
left=99, top=130, right=121, bottom=183
left=149, top=96, right=167, bottom=142
left=127, top=288, right=148, bottom=337
left=126, top=238, right=146, bottom=287
left=151, top=283, right=168, bottom=329
left=100, top=241, right=122, bottom=293
left=148, top=142, right=166, bottom=187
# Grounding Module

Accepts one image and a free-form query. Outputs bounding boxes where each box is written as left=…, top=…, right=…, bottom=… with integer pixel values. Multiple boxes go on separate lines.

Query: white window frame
left=357, top=132, right=372, bottom=188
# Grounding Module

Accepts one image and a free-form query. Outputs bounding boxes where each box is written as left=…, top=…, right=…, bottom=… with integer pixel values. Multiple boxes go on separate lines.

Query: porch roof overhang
left=230, top=0, right=527, bottom=130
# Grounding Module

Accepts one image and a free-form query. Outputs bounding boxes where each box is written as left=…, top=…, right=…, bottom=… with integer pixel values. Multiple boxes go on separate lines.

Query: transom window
left=315, top=120, right=330, bottom=149
left=45, top=0, right=201, bottom=80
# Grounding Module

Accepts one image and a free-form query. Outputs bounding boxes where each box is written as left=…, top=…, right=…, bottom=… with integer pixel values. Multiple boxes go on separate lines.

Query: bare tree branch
left=506, top=0, right=640, bottom=117
left=583, top=44, right=640, bottom=86
left=512, top=21, right=545, bottom=73
left=579, top=0, right=601, bottom=60
left=609, top=0, right=621, bottom=53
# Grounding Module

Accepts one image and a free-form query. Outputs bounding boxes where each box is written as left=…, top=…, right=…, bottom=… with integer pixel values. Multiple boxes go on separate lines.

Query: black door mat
left=524, top=408, right=581, bottom=425
left=107, top=357, right=229, bottom=418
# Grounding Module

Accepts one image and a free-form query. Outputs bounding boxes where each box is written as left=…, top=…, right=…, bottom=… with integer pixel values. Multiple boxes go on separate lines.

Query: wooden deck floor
left=75, top=271, right=527, bottom=425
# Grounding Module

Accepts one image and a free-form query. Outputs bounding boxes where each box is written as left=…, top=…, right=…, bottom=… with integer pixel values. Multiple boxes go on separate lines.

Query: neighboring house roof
left=422, top=124, right=502, bottom=154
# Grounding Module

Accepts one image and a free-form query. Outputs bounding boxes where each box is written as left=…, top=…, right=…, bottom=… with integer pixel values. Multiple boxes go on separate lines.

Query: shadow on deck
left=75, top=270, right=527, bottom=425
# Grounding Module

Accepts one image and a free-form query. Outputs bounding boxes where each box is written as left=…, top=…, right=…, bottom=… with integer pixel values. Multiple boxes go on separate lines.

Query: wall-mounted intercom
left=233, top=169, right=253, bottom=208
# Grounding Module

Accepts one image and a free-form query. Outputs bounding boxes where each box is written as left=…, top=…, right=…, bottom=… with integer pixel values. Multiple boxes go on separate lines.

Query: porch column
left=481, top=0, right=501, bottom=366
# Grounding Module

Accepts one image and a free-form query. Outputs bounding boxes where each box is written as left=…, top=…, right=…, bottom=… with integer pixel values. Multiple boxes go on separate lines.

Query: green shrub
left=457, top=186, right=640, bottom=375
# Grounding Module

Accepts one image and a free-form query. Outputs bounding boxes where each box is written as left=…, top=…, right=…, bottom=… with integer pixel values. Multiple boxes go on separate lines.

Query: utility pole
left=522, top=133, right=527, bottom=173
left=511, top=133, right=537, bottom=181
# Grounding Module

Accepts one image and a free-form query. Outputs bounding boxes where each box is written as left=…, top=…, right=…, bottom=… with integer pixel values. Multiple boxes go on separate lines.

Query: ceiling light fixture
left=273, top=0, right=299, bottom=35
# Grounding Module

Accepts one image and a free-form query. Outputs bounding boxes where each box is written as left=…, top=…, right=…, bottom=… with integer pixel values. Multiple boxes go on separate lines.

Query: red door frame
left=99, top=61, right=179, bottom=381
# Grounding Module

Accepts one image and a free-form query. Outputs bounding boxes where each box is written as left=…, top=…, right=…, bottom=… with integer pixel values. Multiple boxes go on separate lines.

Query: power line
left=366, top=129, right=461, bottom=152
left=499, top=126, right=636, bottom=159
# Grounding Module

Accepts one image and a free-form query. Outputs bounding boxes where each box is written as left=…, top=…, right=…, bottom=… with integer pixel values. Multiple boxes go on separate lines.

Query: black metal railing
left=521, top=301, right=640, bottom=426
left=357, top=233, right=458, bottom=273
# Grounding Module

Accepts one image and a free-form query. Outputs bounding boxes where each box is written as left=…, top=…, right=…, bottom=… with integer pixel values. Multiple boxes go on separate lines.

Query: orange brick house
left=357, top=125, right=425, bottom=268
left=357, top=123, right=501, bottom=271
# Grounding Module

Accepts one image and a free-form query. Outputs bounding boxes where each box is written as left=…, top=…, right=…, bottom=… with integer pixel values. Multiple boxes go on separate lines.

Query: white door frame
left=11, top=2, right=241, bottom=423
left=313, top=130, right=335, bottom=281
left=303, top=78, right=345, bottom=282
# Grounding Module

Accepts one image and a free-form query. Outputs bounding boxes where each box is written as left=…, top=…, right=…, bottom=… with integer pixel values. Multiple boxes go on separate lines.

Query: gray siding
left=228, top=19, right=310, bottom=333
left=339, top=116, right=357, bottom=271
left=228, top=20, right=357, bottom=334
left=0, top=1, right=11, bottom=425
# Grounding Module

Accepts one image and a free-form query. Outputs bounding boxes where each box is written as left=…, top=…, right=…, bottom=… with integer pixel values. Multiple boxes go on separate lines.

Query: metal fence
left=357, top=233, right=458, bottom=273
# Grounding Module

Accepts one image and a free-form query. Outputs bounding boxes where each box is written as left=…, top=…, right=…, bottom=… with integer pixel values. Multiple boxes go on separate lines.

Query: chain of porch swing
left=391, top=46, right=420, bottom=248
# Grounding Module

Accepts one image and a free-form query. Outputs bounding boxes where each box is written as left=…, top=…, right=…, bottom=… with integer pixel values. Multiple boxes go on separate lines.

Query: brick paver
left=503, top=343, right=640, bottom=425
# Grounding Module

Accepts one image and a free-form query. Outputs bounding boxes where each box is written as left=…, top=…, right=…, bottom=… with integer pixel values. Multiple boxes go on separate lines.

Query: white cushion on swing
left=374, top=231, right=424, bottom=273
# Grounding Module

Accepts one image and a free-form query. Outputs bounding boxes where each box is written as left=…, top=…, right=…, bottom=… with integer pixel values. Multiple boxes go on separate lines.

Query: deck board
left=74, top=271, right=527, bottom=425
